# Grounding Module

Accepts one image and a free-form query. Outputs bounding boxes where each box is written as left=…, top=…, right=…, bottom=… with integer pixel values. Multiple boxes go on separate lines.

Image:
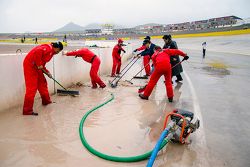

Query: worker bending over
left=139, top=46, right=189, bottom=102
left=62, top=48, right=106, bottom=89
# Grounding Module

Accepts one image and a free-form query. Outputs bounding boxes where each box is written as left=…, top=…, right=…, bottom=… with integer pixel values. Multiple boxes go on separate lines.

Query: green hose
left=79, top=93, right=169, bottom=162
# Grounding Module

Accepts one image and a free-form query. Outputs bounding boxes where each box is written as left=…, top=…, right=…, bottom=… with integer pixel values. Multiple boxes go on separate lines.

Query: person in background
left=111, top=38, right=126, bottom=77
left=23, top=42, right=63, bottom=116
left=62, top=48, right=106, bottom=89
left=35, top=37, right=38, bottom=44
left=63, top=34, right=67, bottom=43
left=163, top=34, right=183, bottom=83
left=202, top=42, right=207, bottom=58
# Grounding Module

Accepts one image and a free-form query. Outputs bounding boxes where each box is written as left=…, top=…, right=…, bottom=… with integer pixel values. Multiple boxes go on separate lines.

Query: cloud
left=0, top=0, right=249, bottom=33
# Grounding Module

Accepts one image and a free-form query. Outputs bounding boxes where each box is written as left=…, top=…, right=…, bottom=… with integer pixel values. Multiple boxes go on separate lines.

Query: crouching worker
left=139, top=46, right=189, bottom=102
left=23, top=42, right=63, bottom=116
left=62, top=48, right=106, bottom=89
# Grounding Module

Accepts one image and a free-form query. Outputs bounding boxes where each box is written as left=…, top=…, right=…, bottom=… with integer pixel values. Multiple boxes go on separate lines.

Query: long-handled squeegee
left=125, top=62, right=150, bottom=84
left=42, top=69, right=79, bottom=96
left=109, top=56, right=140, bottom=88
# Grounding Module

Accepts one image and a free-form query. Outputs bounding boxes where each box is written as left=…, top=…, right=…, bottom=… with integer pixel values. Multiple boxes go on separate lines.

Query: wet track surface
left=184, top=49, right=250, bottom=167
left=0, top=36, right=250, bottom=167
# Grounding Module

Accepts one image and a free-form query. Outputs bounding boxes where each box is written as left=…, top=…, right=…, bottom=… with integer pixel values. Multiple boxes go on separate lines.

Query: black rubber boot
left=175, top=75, right=183, bottom=82
left=32, top=112, right=38, bottom=116
left=100, top=84, right=106, bottom=89
left=139, top=94, right=149, bottom=100
left=168, top=97, right=173, bottom=103
left=23, top=112, right=38, bottom=116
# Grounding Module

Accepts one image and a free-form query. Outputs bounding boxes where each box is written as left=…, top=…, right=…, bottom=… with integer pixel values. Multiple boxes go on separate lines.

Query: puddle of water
left=202, top=66, right=230, bottom=76
left=202, top=60, right=231, bottom=77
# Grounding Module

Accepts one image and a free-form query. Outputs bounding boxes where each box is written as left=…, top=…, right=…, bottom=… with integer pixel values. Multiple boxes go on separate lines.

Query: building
left=164, top=15, right=243, bottom=32
left=113, top=28, right=136, bottom=35
left=101, top=24, right=114, bottom=35
left=208, top=16, right=243, bottom=28
left=85, top=29, right=102, bottom=36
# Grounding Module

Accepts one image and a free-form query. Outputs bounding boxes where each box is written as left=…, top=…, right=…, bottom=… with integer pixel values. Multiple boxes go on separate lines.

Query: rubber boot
left=23, top=112, right=38, bottom=116
left=100, top=84, right=106, bottom=88
left=92, top=82, right=98, bottom=89
left=139, top=93, right=149, bottom=100
left=175, top=75, right=183, bottom=83
left=92, top=85, right=98, bottom=89
left=41, top=95, right=52, bottom=106
left=168, top=97, right=173, bottom=103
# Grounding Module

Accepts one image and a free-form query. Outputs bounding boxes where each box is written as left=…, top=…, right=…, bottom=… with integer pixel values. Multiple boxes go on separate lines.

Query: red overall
left=111, top=44, right=125, bottom=76
left=136, top=45, right=151, bottom=76
left=143, top=49, right=187, bottom=98
left=23, top=44, right=55, bottom=115
left=66, top=48, right=106, bottom=88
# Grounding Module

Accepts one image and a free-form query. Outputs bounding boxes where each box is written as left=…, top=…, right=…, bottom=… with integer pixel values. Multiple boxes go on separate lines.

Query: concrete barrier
left=0, top=41, right=132, bottom=112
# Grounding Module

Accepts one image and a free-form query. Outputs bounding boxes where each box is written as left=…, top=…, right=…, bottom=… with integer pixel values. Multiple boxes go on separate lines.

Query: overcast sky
left=0, top=0, right=249, bottom=33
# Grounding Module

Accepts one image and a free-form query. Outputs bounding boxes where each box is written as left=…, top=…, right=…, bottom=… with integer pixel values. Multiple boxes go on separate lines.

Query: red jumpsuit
left=136, top=45, right=151, bottom=76
left=143, top=49, right=187, bottom=98
left=111, top=44, right=125, bottom=76
left=66, top=48, right=106, bottom=88
left=23, top=44, right=55, bottom=115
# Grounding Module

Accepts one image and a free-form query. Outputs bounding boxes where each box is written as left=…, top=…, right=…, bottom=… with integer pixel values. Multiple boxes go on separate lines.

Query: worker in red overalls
left=133, top=37, right=155, bottom=78
left=62, top=48, right=106, bottom=89
left=139, top=46, right=189, bottom=102
left=23, top=42, right=63, bottom=116
left=111, top=39, right=126, bottom=77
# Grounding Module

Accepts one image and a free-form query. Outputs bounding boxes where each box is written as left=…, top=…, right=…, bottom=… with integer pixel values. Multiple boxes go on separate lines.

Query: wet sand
left=1, top=36, right=250, bottom=167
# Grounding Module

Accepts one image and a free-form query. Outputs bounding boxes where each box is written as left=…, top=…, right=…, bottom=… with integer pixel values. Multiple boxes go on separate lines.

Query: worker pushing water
left=111, top=39, right=126, bottom=77
left=62, top=48, right=106, bottom=89
left=22, top=42, right=64, bottom=116
left=133, top=36, right=156, bottom=78
left=138, top=45, right=189, bottom=102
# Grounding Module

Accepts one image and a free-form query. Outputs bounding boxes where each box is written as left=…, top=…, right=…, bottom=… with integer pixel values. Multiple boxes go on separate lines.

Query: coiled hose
left=79, top=93, right=170, bottom=162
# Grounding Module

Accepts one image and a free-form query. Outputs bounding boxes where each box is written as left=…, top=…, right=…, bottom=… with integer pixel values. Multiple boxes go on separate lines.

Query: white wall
left=0, top=42, right=132, bottom=112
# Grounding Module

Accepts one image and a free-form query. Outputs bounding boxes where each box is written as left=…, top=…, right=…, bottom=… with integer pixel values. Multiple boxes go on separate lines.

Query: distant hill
left=83, top=23, right=125, bottom=30
left=54, top=22, right=85, bottom=32
left=54, top=22, right=126, bottom=32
